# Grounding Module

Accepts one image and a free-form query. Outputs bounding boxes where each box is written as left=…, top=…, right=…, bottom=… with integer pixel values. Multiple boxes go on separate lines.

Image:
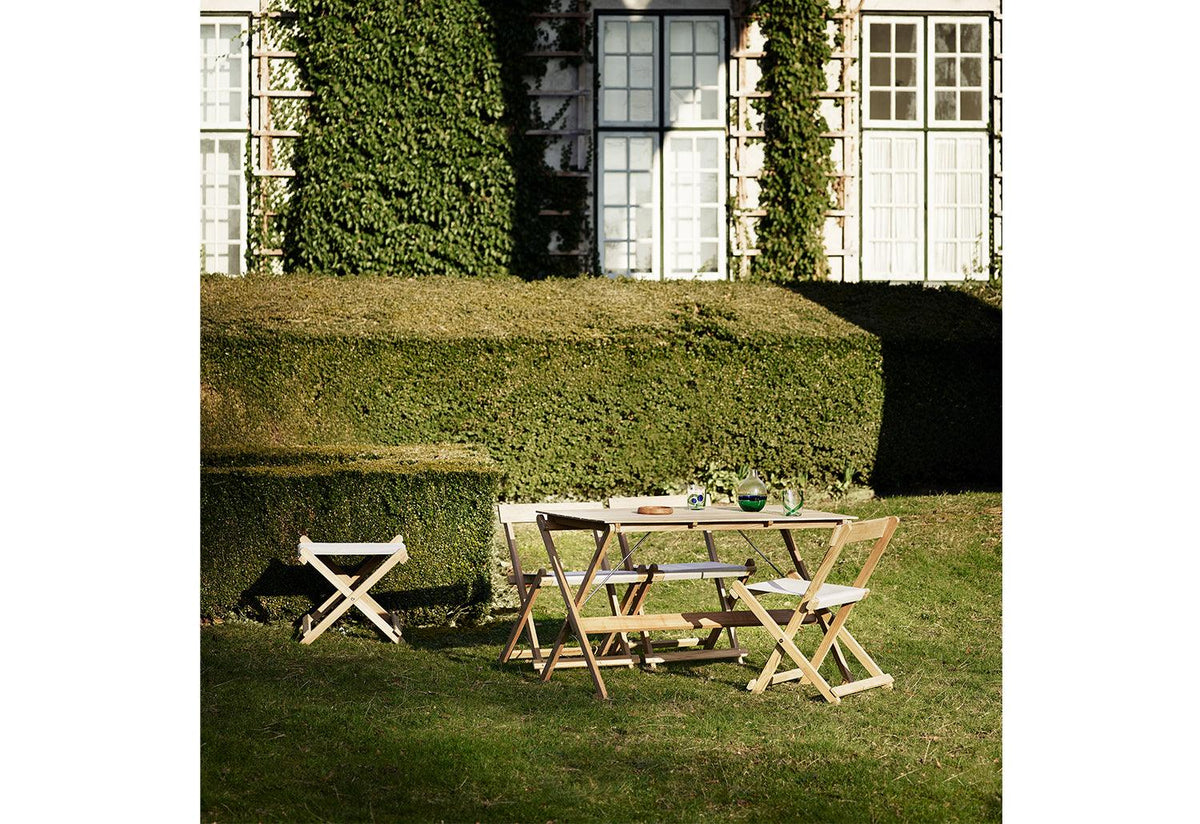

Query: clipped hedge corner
left=201, top=444, right=502, bottom=626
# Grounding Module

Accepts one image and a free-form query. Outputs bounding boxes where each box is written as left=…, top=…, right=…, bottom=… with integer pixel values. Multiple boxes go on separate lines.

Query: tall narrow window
left=861, top=15, right=990, bottom=281
left=597, top=15, right=726, bottom=280
left=200, top=19, right=249, bottom=275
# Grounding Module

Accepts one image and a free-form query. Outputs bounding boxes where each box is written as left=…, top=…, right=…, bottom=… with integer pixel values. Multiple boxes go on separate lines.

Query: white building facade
left=199, top=0, right=1002, bottom=282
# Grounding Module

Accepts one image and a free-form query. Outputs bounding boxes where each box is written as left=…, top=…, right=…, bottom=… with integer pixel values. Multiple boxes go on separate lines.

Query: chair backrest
left=497, top=501, right=606, bottom=579
left=607, top=494, right=689, bottom=509
left=801, top=516, right=900, bottom=606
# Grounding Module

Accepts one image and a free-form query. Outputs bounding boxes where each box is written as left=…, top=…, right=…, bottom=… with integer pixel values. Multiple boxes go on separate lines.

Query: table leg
left=781, top=529, right=811, bottom=581
left=538, top=516, right=610, bottom=700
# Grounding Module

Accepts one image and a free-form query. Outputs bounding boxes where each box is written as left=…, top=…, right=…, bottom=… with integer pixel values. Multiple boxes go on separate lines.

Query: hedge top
left=201, top=443, right=498, bottom=476
left=201, top=274, right=1000, bottom=342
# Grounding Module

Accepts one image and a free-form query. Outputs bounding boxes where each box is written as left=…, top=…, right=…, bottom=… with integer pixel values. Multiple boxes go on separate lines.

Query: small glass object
left=686, top=483, right=706, bottom=510
left=782, top=488, right=804, bottom=516
left=736, top=468, right=768, bottom=512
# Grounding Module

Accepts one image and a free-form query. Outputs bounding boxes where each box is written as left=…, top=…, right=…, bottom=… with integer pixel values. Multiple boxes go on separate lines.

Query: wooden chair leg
left=730, top=580, right=839, bottom=704
left=499, top=571, right=546, bottom=664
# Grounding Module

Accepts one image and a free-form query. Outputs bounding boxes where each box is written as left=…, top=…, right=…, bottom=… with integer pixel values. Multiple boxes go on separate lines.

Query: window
left=861, top=15, right=991, bottom=281
left=200, top=18, right=249, bottom=275
left=597, top=15, right=726, bottom=280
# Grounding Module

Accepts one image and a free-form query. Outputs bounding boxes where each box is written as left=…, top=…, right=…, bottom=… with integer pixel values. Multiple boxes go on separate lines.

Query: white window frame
left=664, top=16, right=726, bottom=129
left=598, top=16, right=661, bottom=129
left=200, top=16, right=250, bottom=130
left=596, top=12, right=728, bottom=281
left=927, top=16, right=989, bottom=129
left=927, top=132, right=989, bottom=279
left=862, top=16, right=924, bottom=128
left=598, top=132, right=662, bottom=280
left=662, top=131, right=727, bottom=280
left=862, top=131, right=925, bottom=282
left=201, top=15, right=250, bottom=275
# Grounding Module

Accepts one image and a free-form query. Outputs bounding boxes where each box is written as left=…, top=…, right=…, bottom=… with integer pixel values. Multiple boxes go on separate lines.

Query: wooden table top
left=537, top=505, right=856, bottom=530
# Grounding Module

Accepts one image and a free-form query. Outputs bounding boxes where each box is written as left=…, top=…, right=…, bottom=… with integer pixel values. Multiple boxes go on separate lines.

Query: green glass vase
left=736, top=469, right=768, bottom=512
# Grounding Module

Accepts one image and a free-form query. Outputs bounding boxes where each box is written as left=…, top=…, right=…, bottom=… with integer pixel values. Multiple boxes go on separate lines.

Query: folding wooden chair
left=606, top=495, right=755, bottom=666
left=497, top=502, right=639, bottom=668
left=297, top=534, right=409, bottom=645
left=729, top=516, right=899, bottom=703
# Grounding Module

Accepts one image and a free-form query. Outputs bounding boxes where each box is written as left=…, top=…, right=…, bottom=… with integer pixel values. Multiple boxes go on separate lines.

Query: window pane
left=631, top=172, right=652, bottom=205
left=700, top=173, right=717, bottom=202
left=695, top=55, right=718, bottom=87
left=629, top=56, right=653, bottom=88
left=935, top=23, right=955, bottom=53
left=695, top=21, right=719, bottom=53
left=670, top=22, right=692, bottom=53
left=935, top=91, right=956, bottom=120
left=603, top=137, right=627, bottom=170
left=698, top=138, right=718, bottom=167
left=701, top=207, right=717, bottom=236
left=870, top=91, right=891, bottom=120
left=670, top=55, right=692, bottom=87
left=961, top=57, right=981, bottom=87
left=894, top=58, right=916, bottom=87
left=604, top=89, right=627, bottom=121
left=895, top=91, right=917, bottom=120
left=604, top=22, right=627, bottom=53
left=960, top=91, right=982, bottom=121
left=960, top=23, right=982, bottom=53
left=604, top=208, right=626, bottom=238
left=895, top=24, right=917, bottom=53
left=635, top=242, right=652, bottom=272
left=935, top=57, right=956, bottom=87
left=870, top=24, right=890, bottom=53
left=630, top=21, right=654, bottom=53
left=636, top=207, right=653, bottom=239
left=604, top=56, right=627, bottom=87
left=629, top=138, right=653, bottom=170
left=700, top=89, right=717, bottom=120
left=629, top=89, right=654, bottom=121
left=870, top=57, right=890, bottom=86
left=604, top=242, right=627, bottom=270
left=603, top=173, right=627, bottom=205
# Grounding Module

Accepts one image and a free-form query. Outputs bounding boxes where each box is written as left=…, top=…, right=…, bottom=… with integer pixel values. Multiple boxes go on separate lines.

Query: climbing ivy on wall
left=753, top=0, right=836, bottom=282
left=286, top=0, right=515, bottom=275
left=282, top=0, right=591, bottom=277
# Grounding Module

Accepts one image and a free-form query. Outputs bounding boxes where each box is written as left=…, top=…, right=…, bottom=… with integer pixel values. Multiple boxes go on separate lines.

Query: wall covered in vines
left=751, top=0, right=836, bottom=283
left=274, top=0, right=832, bottom=280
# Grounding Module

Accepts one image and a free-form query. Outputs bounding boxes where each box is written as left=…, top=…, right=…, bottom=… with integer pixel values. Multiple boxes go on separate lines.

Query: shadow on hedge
left=793, top=282, right=1002, bottom=495
left=239, top=559, right=478, bottom=625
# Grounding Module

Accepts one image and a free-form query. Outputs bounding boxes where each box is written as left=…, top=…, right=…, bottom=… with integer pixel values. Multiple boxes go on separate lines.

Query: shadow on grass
left=793, top=282, right=1002, bottom=495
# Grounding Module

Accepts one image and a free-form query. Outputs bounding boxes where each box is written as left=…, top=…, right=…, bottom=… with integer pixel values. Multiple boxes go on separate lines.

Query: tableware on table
left=736, top=468, right=768, bottom=512
left=686, top=483, right=706, bottom=510
left=782, top=487, right=804, bottom=516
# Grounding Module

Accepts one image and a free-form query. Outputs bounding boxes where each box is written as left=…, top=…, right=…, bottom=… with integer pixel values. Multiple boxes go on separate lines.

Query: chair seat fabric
left=744, top=577, right=868, bottom=609
left=508, top=562, right=751, bottom=587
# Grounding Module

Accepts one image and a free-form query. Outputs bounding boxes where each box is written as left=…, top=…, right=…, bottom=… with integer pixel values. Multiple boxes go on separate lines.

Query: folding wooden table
left=534, top=506, right=855, bottom=699
left=297, top=534, right=409, bottom=645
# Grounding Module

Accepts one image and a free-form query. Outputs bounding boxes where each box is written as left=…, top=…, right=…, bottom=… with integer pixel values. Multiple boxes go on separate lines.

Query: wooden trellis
left=525, top=1, right=593, bottom=261
left=249, top=2, right=308, bottom=266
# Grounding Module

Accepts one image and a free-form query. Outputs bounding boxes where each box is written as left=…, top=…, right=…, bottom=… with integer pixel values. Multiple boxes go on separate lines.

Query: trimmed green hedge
left=202, top=276, right=1001, bottom=498
left=200, top=445, right=502, bottom=624
left=285, top=0, right=516, bottom=275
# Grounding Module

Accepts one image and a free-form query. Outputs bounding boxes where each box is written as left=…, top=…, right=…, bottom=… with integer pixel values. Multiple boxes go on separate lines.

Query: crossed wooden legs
left=298, top=540, right=408, bottom=645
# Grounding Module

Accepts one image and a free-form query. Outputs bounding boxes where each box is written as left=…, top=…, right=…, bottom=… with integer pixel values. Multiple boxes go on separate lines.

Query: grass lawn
left=201, top=492, right=1001, bottom=823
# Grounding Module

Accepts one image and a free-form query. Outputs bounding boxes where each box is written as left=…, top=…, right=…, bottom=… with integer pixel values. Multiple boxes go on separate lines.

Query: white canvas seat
left=745, top=578, right=869, bottom=610
left=731, top=516, right=900, bottom=703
